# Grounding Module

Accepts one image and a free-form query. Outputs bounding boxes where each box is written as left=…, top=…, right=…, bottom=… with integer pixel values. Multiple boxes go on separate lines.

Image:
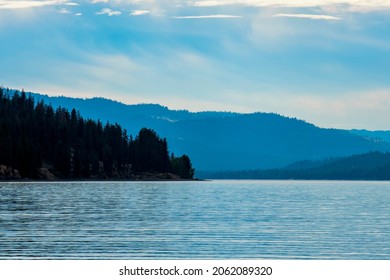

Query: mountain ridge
left=4, top=88, right=390, bottom=172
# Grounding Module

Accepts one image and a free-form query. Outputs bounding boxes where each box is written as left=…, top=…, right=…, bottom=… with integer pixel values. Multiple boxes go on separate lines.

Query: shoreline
left=0, top=178, right=204, bottom=183
left=2, top=178, right=390, bottom=182
left=0, top=169, right=202, bottom=182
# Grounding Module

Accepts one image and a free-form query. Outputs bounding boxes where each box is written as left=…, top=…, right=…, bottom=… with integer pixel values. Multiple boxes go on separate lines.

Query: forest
left=0, top=87, right=194, bottom=180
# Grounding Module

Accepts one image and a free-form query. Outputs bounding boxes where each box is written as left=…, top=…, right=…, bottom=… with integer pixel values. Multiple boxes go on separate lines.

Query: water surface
left=1, top=180, right=390, bottom=259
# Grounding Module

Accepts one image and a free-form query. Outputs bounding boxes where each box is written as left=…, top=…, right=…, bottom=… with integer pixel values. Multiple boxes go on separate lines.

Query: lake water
left=1, top=180, right=390, bottom=259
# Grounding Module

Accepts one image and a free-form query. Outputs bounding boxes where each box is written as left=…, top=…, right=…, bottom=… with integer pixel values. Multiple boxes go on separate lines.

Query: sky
left=1, top=0, right=390, bottom=130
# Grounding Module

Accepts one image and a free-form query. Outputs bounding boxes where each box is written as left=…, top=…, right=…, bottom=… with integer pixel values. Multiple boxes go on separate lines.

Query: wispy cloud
left=189, top=0, right=269, bottom=7
left=172, top=14, right=242, bottom=19
left=64, top=2, right=78, bottom=5
left=2, top=0, right=390, bottom=130
left=282, top=89, right=390, bottom=129
left=188, top=0, right=390, bottom=13
left=0, top=0, right=70, bottom=9
left=189, top=0, right=390, bottom=8
left=273, top=13, right=341, bottom=20
left=96, top=7, right=121, bottom=16
left=57, top=7, right=70, bottom=13
left=3, top=0, right=390, bottom=13
left=130, top=10, right=150, bottom=16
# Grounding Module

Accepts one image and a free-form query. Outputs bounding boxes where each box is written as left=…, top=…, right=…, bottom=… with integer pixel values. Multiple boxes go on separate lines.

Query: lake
left=1, top=180, right=390, bottom=259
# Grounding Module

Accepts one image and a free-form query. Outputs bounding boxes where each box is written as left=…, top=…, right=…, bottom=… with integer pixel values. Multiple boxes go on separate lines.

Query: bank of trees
left=0, top=88, right=194, bottom=179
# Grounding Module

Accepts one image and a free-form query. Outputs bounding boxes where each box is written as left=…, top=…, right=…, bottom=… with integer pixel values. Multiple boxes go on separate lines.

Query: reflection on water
left=1, top=180, right=390, bottom=259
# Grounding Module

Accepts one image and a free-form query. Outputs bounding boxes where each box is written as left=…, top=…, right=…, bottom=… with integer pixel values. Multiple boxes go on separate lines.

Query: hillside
left=164, top=114, right=390, bottom=171
left=351, top=129, right=390, bottom=143
left=200, top=151, right=390, bottom=180
left=5, top=88, right=390, bottom=172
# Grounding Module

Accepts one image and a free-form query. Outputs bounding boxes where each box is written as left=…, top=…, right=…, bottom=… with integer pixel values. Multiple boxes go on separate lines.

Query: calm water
left=1, top=180, right=390, bottom=259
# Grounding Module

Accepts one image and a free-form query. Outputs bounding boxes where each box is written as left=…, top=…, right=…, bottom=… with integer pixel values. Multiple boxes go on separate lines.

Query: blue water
left=1, top=180, right=390, bottom=259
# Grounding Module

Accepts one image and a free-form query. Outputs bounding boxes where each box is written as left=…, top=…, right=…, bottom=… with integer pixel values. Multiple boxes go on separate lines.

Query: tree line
left=0, top=87, right=194, bottom=179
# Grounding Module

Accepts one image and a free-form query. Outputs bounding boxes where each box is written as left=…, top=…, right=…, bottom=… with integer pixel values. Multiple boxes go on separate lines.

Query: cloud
left=187, top=0, right=390, bottom=13
left=130, top=9, right=150, bottom=16
left=189, top=0, right=390, bottom=8
left=96, top=7, right=121, bottom=16
left=2, top=0, right=390, bottom=14
left=172, top=14, right=242, bottom=19
left=189, top=0, right=270, bottom=7
left=57, top=7, right=70, bottom=13
left=286, top=89, right=390, bottom=129
left=0, top=0, right=71, bottom=9
left=273, top=13, right=341, bottom=20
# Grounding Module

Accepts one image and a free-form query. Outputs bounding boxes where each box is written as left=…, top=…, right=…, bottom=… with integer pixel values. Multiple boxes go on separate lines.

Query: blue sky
left=1, top=0, right=390, bottom=129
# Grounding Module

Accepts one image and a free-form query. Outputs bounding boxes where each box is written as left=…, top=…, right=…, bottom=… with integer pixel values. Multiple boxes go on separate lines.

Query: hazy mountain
left=7, top=89, right=390, bottom=172
left=164, top=114, right=390, bottom=171
left=199, top=151, right=390, bottom=180
left=350, top=129, right=390, bottom=143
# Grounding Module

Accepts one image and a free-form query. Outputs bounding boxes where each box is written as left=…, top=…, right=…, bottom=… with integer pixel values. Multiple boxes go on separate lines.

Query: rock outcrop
left=37, top=168, right=57, bottom=180
left=0, top=165, right=22, bottom=180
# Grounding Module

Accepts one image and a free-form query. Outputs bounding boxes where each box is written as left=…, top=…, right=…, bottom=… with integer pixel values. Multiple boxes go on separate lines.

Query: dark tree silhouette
left=171, top=154, right=195, bottom=179
left=0, top=87, right=194, bottom=180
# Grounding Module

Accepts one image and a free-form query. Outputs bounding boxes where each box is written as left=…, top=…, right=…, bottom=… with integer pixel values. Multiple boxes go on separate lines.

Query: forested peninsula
left=0, top=88, right=194, bottom=180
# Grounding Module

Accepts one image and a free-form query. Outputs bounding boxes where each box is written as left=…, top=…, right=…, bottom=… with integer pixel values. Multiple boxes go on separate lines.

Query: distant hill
left=164, top=114, right=390, bottom=171
left=199, top=151, right=390, bottom=180
left=4, top=88, right=390, bottom=172
left=350, top=129, right=390, bottom=143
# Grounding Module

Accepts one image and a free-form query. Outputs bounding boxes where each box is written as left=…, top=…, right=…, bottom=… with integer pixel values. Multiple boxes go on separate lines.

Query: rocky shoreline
left=0, top=165, right=198, bottom=181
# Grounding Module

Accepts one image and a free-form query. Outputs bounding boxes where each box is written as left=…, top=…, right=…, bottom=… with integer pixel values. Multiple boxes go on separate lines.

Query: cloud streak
left=172, top=14, right=242, bottom=19
left=0, top=0, right=70, bottom=9
left=130, top=10, right=151, bottom=16
left=57, top=7, right=70, bottom=13
left=2, top=1, right=390, bottom=130
left=187, top=0, right=390, bottom=13
left=2, top=0, right=390, bottom=14
left=273, top=13, right=341, bottom=20
left=189, top=0, right=390, bottom=8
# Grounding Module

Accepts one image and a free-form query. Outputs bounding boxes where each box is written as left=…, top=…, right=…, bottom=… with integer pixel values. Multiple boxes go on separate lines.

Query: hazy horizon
left=1, top=0, right=390, bottom=130
left=4, top=87, right=390, bottom=131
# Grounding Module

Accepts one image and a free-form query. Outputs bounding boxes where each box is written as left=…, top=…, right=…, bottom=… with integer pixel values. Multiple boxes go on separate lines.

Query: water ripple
left=1, top=180, right=390, bottom=259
